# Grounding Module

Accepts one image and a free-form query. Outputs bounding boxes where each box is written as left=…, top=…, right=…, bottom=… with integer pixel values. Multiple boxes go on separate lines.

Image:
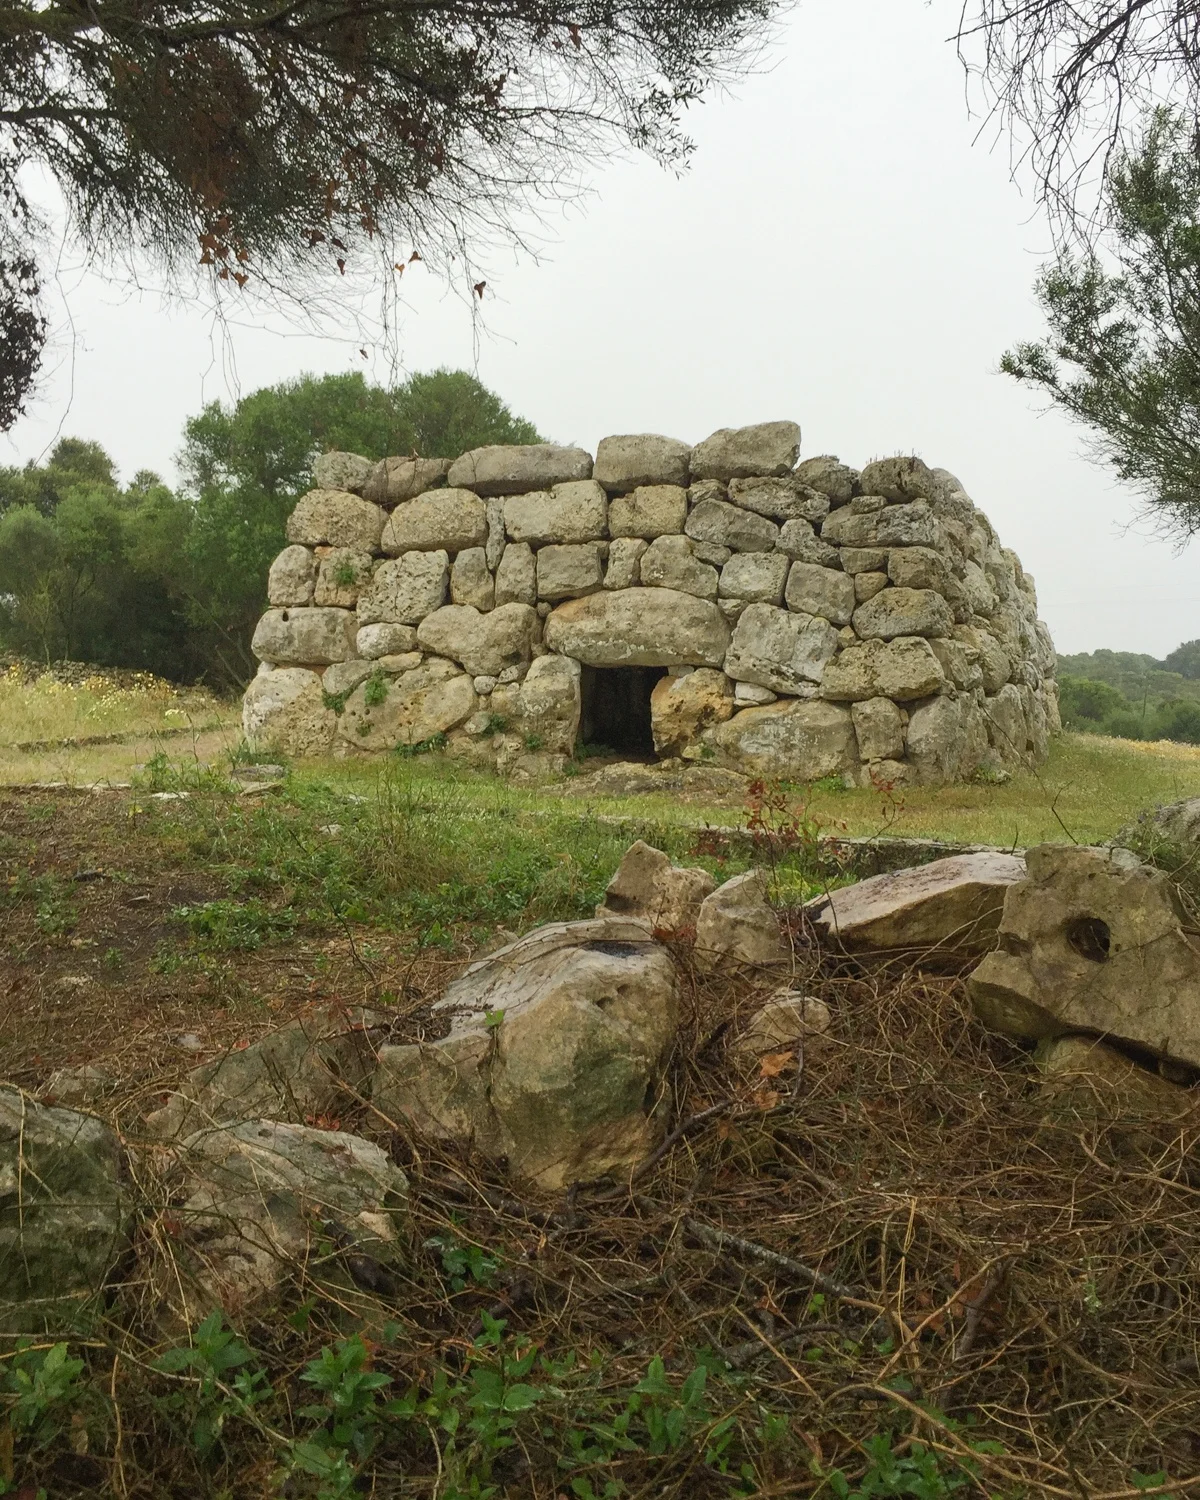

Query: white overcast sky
left=4, top=0, right=1197, bottom=659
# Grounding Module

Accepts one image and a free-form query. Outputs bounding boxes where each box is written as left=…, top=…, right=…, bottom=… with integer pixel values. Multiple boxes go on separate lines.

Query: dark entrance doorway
left=579, top=666, right=668, bottom=757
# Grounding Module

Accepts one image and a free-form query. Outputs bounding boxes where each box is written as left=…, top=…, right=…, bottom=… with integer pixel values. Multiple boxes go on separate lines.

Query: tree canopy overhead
left=0, top=0, right=777, bottom=428
left=956, top=1, right=1200, bottom=230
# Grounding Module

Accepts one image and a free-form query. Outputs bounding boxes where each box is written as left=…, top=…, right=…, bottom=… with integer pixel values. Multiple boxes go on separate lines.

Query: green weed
left=170, top=898, right=297, bottom=950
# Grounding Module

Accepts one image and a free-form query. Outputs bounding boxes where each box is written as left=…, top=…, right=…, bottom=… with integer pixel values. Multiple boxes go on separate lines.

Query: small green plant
left=427, top=1232, right=502, bottom=1292
left=153, top=1311, right=272, bottom=1458
left=322, top=689, right=350, bottom=715
left=290, top=1335, right=400, bottom=1498
left=523, top=733, right=544, bottom=751
left=170, top=898, right=297, bottom=950
left=363, top=672, right=389, bottom=708
left=101, top=945, right=123, bottom=970
left=1, top=1341, right=86, bottom=1493
left=819, top=1431, right=980, bottom=1498
left=333, top=559, right=359, bottom=588
left=393, top=732, right=448, bottom=758
left=481, top=713, right=508, bottom=737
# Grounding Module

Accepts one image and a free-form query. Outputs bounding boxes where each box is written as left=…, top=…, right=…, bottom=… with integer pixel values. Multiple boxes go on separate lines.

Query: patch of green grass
left=170, top=897, right=298, bottom=950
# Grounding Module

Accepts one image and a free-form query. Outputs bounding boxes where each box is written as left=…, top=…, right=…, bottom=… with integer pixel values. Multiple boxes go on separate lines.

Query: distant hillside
left=1057, top=641, right=1200, bottom=743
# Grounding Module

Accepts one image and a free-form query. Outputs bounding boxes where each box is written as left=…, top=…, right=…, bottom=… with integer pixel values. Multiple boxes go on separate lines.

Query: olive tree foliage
left=0, top=0, right=778, bottom=426
left=1002, top=112, right=1200, bottom=540
left=956, top=1, right=1200, bottom=231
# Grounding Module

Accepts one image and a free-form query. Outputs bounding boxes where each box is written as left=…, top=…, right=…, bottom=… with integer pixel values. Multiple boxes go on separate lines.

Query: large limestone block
left=795, top=455, right=859, bottom=504
left=451, top=547, right=495, bottom=611
left=955, top=625, right=1011, bottom=693
left=314, top=548, right=373, bottom=607
left=356, top=622, right=417, bottom=659
left=608, top=484, right=688, bottom=538
left=417, top=602, right=539, bottom=677
left=855, top=572, right=889, bottom=604
left=323, top=659, right=374, bottom=697
left=685, top=497, right=779, bottom=553
left=339, top=662, right=477, bottom=749
left=719, top=551, right=789, bottom=604
left=724, top=602, right=838, bottom=694
left=906, top=694, right=988, bottom=784
left=357, top=551, right=449, bottom=625
left=649, top=668, right=734, bottom=755
left=887, top=546, right=954, bottom=595
left=777, top=518, right=840, bottom=567
left=968, top=844, right=1200, bottom=1071
left=821, top=500, right=938, bottom=549
left=448, top=443, right=593, bottom=496
left=640, top=534, right=719, bottom=599
left=0, top=1089, right=131, bottom=1333
left=513, top=653, right=581, bottom=755
left=695, top=870, right=788, bottom=972
left=785, top=561, right=857, bottom=625
left=853, top=587, right=954, bottom=640
left=597, top=841, right=716, bottom=934
left=930, top=637, right=983, bottom=692
left=851, top=696, right=905, bottom=762
left=494, top=541, right=537, bottom=606
left=729, top=476, right=829, bottom=523
left=604, top=537, right=648, bottom=589
left=839, top=546, right=889, bottom=575
left=374, top=917, right=678, bottom=1189
left=544, top=588, right=730, bottom=669
left=313, top=450, right=375, bottom=494
left=268, top=544, right=317, bottom=606
left=503, top=480, right=608, bottom=544
left=595, top=435, right=691, bottom=493
left=821, top=637, right=946, bottom=702
left=381, top=488, right=487, bottom=554
left=252, top=606, right=357, bottom=665
left=690, top=421, right=802, bottom=482
left=145, top=1012, right=381, bottom=1139
left=983, top=683, right=1029, bottom=766
left=287, top=489, right=386, bottom=552
left=363, top=455, right=452, bottom=506
left=485, top=496, right=506, bottom=569
left=169, top=1121, right=407, bottom=1318
left=807, top=852, right=1026, bottom=959
left=857, top=455, right=941, bottom=504
left=537, top=542, right=604, bottom=600
left=703, top=698, right=857, bottom=782
left=243, top=667, right=336, bottom=755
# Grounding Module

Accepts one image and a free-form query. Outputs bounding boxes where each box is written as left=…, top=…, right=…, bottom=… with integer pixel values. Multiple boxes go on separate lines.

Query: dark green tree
left=1003, top=112, right=1200, bottom=540
left=0, top=437, right=119, bottom=516
left=1163, top=640, right=1200, bottom=679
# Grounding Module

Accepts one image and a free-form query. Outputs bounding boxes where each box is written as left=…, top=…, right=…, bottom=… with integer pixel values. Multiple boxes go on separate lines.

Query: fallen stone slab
left=1035, top=1035, right=1194, bottom=1120
left=0, top=1088, right=132, bottom=1333
left=159, top=1119, right=408, bottom=1321
left=694, top=869, right=789, bottom=973
left=805, top=851, right=1027, bottom=960
left=596, top=840, right=716, bottom=935
left=1114, top=796, right=1200, bottom=854
left=373, top=917, right=678, bottom=1190
left=145, top=1009, right=382, bottom=1139
left=969, top=843, right=1200, bottom=1071
left=733, top=991, right=832, bottom=1059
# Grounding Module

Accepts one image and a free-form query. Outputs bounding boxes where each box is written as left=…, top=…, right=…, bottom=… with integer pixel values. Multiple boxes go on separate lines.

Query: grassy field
left=3, top=745, right=1198, bottom=1497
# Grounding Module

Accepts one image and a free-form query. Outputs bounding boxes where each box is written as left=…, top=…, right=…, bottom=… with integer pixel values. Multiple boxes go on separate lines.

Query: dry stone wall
left=244, top=422, right=1059, bottom=785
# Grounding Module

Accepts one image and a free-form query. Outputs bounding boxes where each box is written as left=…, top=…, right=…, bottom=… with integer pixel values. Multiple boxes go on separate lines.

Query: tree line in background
left=1058, top=646, right=1200, bottom=744
left=0, top=368, right=541, bottom=689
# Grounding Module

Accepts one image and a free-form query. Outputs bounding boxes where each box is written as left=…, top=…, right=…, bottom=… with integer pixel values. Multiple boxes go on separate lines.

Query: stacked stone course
left=244, top=422, right=1059, bottom=785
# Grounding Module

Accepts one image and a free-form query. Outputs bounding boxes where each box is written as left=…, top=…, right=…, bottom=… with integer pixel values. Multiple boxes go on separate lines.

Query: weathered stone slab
left=640, top=535, right=719, bottom=599
left=252, top=606, right=358, bottom=665
left=853, top=587, right=954, bottom=640
left=694, top=870, right=788, bottom=972
left=313, top=450, right=375, bottom=494
left=357, top=551, right=449, bottom=625
left=719, top=551, right=789, bottom=604
left=594, top=434, right=691, bottom=492
left=969, top=844, right=1200, bottom=1071
left=851, top=696, right=905, bottom=762
left=734, top=992, right=832, bottom=1058
left=858, top=455, right=942, bottom=504
left=451, top=547, right=495, bottom=611
left=808, top=851, right=1026, bottom=958
left=0, top=1089, right=131, bottom=1333
left=503, top=481, right=608, bottom=544
left=596, top=841, right=716, bottom=934
left=690, top=421, right=802, bottom=481
left=537, top=542, right=604, bottom=600
left=703, top=698, right=857, bottom=782
left=314, top=548, right=373, bottom=608
left=685, top=498, right=779, bottom=553
left=729, top=476, right=829, bottom=523
left=381, top=489, right=487, bottom=554
left=287, top=489, right=385, bottom=551
left=448, top=444, right=593, bottom=496
left=649, top=668, right=734, bottom=755
left=244, top=666, right=336, bottom=754
left=356, top=622, right=417, bottom=659
left=821, top=501, right=938, bottom=549
left=268, top=545, right=317, bottom=606
left=363, top=455, right=452, bottom=506
left=604, top=537, right=647, bottom=589
left=795, top=455, right=859, bottom=504
left=725, top=603, right=838, bottom=694
left=608, top=484, right=688, bottom=538
left=820, top=636, right=946, bottom=702
left=544, top=588, right=730, bottom=668
left=776, top=519, right=840, bottom=567
left=338, top=662, right=477, bottom=749
left=416, top=603, right=539, bottom=677
left=785, top=562, right=857, bottom=625
left=494, top=541, right=537, bottom=606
